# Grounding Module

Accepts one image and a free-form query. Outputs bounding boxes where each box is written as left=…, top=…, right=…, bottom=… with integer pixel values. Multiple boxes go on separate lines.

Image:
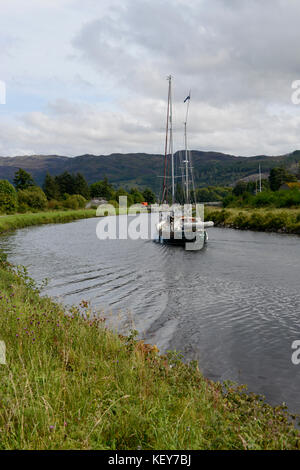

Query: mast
left=162, top=77, right=170, bottom=203
left=169, top=76, right=175, bottom=204
left=183, top=90, right=191, bottom=203
left=184, top=122, right=189, bottom=203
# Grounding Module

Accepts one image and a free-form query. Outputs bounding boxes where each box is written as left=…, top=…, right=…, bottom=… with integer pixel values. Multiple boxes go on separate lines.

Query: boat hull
left=159, top=229, right=207, bottom=250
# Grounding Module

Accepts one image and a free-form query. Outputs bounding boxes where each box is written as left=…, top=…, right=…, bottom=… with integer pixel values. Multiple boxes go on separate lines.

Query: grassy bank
left=205, top=207, right=300, bottom=234
left=0, top=258, right=299, bottom=449
left=0, top=209, right=97, bottom=235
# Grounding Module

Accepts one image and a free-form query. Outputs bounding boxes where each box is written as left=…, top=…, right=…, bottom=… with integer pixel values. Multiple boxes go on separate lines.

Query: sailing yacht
left=156, top=76, right=214, bottom=251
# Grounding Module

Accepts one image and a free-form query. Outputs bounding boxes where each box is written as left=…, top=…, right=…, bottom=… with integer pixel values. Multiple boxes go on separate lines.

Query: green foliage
left=17, top=186, right=47, bottom=211
left=0, top=180, right=18, bottom=213
left=74, top=173, right=90, bottom=199
left=47, top=199, right=63, bottom=210
left=269, top=167, right=297, bottom=191
left=224, top=186, right=300, bottom=209
left=232, top=181, right=248, bottom=197
left=90, top=177, right=115, bottom=200
left=63, top=194, right=86, bottom=210
left=0, top=262, right=299, bottom=449
left=129, top=187, right=144, bottom=204
left=54, top=171, right=76, bottom=196
left=142, top=188, right=156, bottom=204
left=43, top=172, right=90, bottom=200
left=205, top=207, right=300, bottom=234
left=0, top=210, right=97, bottom=234
left=43, top=172, right=60, bottom=200
left=114, top=188, right=134, bottom=206
left=233, top=212, right=250, bottom=229
left=13, top=168, right=35, bottom=190
left=107, top=199, right=119, bottom=208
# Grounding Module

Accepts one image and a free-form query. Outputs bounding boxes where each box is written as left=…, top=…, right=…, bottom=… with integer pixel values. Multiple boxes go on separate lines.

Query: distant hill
left=0, top=150, right=299, bottom=193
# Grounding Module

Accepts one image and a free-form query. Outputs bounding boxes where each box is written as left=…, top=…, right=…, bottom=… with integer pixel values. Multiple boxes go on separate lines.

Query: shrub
left=233, top=212, right=250, bottom=229
left=248, top=212, right=266, bottom=231
left=17, top=186, right=47, bottom=211
left=223, top=194, right=236, bottom=207
left=206, top=209, right=229, bottom=225
left=0, top=180, right=18, bottom=213
left=277, top=189, right=300, bottom=208
left=47, top=199, right=63, bottom=210
left=63, top=194, right=86, bottom=210
left=264, top=212, right=288, bottom=231
left=107, top=199, right=119, bottom=208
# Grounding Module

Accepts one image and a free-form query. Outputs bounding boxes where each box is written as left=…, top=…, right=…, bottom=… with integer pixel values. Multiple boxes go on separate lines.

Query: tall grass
left=0, top=209, right=97, bottom=234
left=0, top=258, right=299, bottom=449
left=205, top=207, right=300, bottom=234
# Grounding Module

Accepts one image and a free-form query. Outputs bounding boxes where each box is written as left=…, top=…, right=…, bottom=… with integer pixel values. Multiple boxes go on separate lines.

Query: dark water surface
left=1, top=215, right=300, bottom=412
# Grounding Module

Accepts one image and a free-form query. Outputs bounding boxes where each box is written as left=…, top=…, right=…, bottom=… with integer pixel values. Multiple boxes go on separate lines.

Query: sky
left=1, top=0, right=300, bottom=157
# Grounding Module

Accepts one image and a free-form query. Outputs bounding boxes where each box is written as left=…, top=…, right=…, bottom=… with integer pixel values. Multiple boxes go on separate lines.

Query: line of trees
left=0, top=168, right=157, bottom=214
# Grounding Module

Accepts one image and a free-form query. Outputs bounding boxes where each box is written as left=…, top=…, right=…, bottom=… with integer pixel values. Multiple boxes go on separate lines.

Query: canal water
left=1, top=215, right=300, bottom=412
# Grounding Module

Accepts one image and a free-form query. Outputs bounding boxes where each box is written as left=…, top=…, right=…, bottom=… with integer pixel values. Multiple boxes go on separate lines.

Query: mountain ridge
left=0, top=150, right=299, bottom=192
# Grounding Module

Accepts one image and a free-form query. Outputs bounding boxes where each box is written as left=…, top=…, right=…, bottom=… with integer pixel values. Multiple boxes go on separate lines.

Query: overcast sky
left=1, top=0, right=300, bottom=157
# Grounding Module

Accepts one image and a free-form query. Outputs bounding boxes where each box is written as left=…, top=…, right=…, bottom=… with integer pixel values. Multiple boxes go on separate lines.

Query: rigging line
left=161, top=76, right=171, bottom=203
left=189, top=149, right=196, bottom=203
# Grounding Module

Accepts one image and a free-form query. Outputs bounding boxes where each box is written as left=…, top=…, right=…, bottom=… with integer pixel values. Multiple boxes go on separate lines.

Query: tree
left=0, top=180, right=18, bottom=213
left=114, top=187, right=133, bottom=206
left=129, top=187, right=144, bottom=204
left=74, top=173, right=90, bottom=199
left=142, top=188, right=156, bottom=204
left=55, top=172, right=76, bottom=196
left=232, top=181, right=248, bottom=196
left=89, top=177, right=115, bottom=200
left=269, top=167, right=297, bottom=191
left=13, top=168, right=35, bottom=190
left=43, top=172, right=60, bottom=200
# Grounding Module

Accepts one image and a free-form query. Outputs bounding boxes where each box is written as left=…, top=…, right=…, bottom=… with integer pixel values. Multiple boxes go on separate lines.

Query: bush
left=63, top=194, right=86, bottom=210
left=47, top=199, right=63, bottom=210
left=206, top=209, right=229, bottom=225
left=233, top=212, right=250, bottom=229
left=0, top=180, right=18, bottom=213
left=252, top=191, right=276, bottom=207
left=17, top=186, right=47, bottom=211
left=107, top=199, right=119, bottom=208
left=264, top=212, right=288, bottom=231
left=248, top=212, right=266, bottom=231
left=277, top=189, right=300, bottom=208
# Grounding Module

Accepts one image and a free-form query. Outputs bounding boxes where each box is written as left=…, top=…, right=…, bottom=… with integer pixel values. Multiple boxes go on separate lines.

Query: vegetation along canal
left=1, top=214, right=299, bottom=414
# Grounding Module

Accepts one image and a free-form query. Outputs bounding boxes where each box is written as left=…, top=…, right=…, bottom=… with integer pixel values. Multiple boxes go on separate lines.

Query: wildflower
left=16, top=334, right=19, bottom=337
left=49, top=425, right=55, bottom=431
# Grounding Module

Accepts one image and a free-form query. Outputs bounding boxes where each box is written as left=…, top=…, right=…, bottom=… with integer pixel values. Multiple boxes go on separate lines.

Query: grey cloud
left=72, top=0, right=300, bottom=105
left=2, top=0, right=300, bottom=157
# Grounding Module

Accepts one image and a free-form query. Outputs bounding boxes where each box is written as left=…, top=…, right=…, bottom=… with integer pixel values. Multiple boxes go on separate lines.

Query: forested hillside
left=0, top=150, right=299, bottom=193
